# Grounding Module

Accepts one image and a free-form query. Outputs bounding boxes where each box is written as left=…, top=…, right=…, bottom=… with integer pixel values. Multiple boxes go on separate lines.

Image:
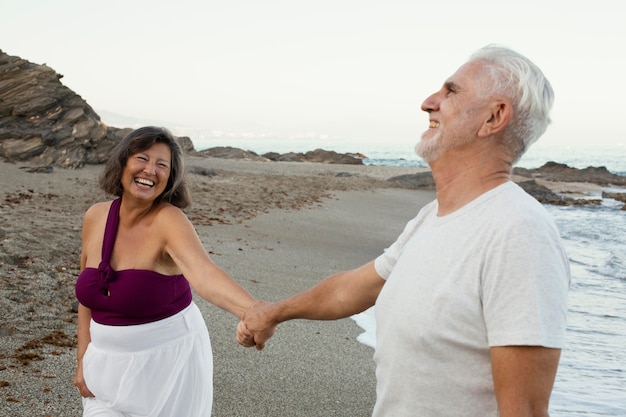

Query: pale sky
left=2, top=0, right=624, bottom=148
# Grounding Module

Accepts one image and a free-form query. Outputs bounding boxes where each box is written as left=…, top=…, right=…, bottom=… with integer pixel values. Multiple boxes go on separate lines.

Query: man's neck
left=430, top=147, right=512, bottom=216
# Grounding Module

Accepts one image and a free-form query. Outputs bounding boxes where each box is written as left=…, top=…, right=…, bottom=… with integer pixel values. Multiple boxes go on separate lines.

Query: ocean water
left=197, top=137, right=625, bottom=415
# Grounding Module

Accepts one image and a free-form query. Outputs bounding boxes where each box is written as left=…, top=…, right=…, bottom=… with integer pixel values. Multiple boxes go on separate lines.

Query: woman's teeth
left=135, top=178, right=154, bottom=187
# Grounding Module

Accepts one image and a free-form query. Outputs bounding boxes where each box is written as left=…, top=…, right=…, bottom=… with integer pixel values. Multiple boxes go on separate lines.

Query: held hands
left=236, top=300, right=277, bottom=351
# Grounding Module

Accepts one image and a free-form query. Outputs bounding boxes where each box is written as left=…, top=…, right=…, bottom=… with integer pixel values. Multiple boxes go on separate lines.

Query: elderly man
left=239, top=45, right=570, bottom=417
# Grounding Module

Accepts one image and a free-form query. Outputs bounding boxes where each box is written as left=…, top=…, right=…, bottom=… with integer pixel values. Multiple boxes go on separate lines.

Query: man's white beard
left=415, top=131, right=441, bottom=164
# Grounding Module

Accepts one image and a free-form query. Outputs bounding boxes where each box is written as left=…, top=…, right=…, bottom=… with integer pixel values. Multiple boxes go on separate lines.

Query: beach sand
left=0, top=156, right=434, bottom=417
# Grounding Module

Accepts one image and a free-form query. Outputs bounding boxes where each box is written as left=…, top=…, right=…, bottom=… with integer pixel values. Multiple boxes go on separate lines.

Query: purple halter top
left=75, top=198, right=192, bottom=325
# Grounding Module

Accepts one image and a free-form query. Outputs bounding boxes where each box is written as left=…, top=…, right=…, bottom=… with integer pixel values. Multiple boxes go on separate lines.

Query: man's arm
left=242, top=260, right=384, bottom=349
left=491, top=345, right=561, bottom=417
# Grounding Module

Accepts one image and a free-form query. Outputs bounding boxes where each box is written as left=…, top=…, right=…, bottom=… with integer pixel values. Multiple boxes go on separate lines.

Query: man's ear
left=478, top=101, right=511, bottom=137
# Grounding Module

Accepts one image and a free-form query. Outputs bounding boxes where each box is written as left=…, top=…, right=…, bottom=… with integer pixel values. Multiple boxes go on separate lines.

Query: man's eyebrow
left=444, top=81, right=460, bottom=91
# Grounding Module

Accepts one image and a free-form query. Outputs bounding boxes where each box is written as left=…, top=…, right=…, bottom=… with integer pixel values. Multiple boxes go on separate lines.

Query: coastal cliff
left=0, top=49, right=133, bottom=168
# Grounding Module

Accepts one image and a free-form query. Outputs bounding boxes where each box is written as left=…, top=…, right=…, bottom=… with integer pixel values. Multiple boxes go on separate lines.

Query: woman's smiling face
left=121, top=142, right=172, bottom=202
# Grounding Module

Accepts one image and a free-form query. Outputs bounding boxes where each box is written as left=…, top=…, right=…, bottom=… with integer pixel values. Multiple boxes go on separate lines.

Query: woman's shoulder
left=152, top=201, right=189, bottom=225
left=84, top=200, right=114, bottom=219
left=156, top=201, right=187, bottom=218
left=82, top=200, right=123, bottom=230
left=81, top=201, right=115, bottom=240
left=153, top=200, right=184, bottom=214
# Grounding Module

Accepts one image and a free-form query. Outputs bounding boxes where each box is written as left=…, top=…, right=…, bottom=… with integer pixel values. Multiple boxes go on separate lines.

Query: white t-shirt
left=373, top=181, right=570, bottom=417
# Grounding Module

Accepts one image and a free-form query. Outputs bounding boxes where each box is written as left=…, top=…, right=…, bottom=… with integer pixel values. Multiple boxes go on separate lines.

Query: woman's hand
left=237, top=320, right=256, bottom=348
left=73, top=363, right=95, bottom=398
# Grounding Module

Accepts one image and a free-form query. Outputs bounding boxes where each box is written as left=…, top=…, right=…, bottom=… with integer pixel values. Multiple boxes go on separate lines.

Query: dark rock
left=388, top=173, right=605, bottom=207
left=516, top=180, right=564, bottom=203
left=0, top=50, right=195, bottom=168
left=602, top=191, right=626, bottom=210
left=511, top=166, right=533, bottom=178
left=511, top=162, right=626, bottom=206
left=387, top=172, right=436, bottom=189
left=264, top=151, right=306, bottom=162
left=1, top=49, right=108, bottom=167
left=514, top=162, right=626, bottom=186
left=177, top=136, right=196, bottom=154
left=304, top=148, right=363, bottom=165
left=517, top=180, right=572, bottom=206
left=20, top=165, right=53, bottom=174
left=203, top=147, right=364, bottom=165
left=262, top=151, right=282, bottom=161
left=198, top=146, right=267, bottom=161
left=515, top=180, right=602, bottom=206
left=602, top=191, right=626, bottom=203
left=188, top=166, right=218, bottom=177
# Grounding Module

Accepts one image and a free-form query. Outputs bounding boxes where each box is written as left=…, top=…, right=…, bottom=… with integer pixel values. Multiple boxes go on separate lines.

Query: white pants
left=82, top=303, right=213, bottom=417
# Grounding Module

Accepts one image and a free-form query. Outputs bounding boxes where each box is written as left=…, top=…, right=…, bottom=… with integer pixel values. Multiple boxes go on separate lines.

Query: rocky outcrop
left=513, top=162, right=626, bottom=208
left=198, top=146, right=268, bottom=161
left=602, top=191, right=626, bottom=211
left=387, top=172, right=436, bottom=190
left=298, top=149, right=364, bottom=165
left=263, top=151, right=306, bottom=162
left=388, top=163, right=626, bottom=208
left=513, top=162, right=626, bottom=187
left=515, top=180, right=601, bottom=206
left=199, top=146, right=364, bottom=165
left=0, top=50, right=121, bottom=167
left=0, top=50, right=193, bottom=168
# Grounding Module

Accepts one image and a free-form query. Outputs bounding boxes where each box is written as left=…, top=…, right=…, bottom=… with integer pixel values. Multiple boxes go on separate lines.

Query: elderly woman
left=74, top=126, right=256, bottom=416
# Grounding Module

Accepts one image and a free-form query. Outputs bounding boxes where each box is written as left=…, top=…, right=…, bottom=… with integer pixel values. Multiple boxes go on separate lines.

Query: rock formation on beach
left=387, top=163, right=626, bottom=208
left=199, top=146, right=364, bottom=164
left=0, top=49, right=196, bottom=167
left=514, top=162, right=626, bottom=186
left=0, top=49, right=129, bottom=168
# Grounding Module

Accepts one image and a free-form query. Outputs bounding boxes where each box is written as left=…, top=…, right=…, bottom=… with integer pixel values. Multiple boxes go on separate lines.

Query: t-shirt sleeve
left=482, top=211, right=571, bottom=348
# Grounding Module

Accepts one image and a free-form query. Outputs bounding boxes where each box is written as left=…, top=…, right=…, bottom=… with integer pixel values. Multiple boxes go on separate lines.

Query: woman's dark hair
left=99, top=126, right=191, bottom=209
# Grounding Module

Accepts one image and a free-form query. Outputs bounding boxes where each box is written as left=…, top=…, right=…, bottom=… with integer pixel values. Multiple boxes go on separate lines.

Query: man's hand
left=239, top=301, right=277, bottom=350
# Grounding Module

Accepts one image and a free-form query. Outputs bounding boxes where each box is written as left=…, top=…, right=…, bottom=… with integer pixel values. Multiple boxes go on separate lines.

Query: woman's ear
left=478, top=101, right=511, bottom=137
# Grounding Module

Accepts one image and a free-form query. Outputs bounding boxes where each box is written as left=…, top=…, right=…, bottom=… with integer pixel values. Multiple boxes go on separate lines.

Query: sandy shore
left=0, top=156, right=434, bottom=416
